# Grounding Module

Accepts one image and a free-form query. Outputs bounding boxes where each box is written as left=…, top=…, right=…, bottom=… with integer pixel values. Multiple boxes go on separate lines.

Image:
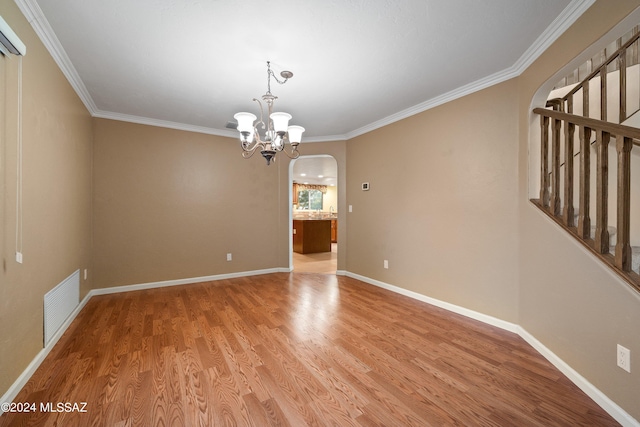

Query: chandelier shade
left=233, top=62, right=305, bottom=165
left=270, top=112, right=292, bottom=134
left=287, top=125, right=304, bottom=144
left=234, top=112, right=257, bottom=134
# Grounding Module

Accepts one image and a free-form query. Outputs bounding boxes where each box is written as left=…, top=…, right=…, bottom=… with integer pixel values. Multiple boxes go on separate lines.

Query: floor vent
left=44, top=270, right=80, bottom=346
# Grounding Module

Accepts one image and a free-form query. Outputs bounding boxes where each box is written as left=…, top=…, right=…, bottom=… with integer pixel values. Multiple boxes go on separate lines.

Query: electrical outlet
left=349, top=205, right=353, bottom=212
left=83, top=269, right=88, bottom=280
left=15, top=252, right=22, bottom=263
left=226, top=253, right=232, bottom=262
left=617, top=344, right=631, bottom=373
left=384, top=260, right=389, bottom=269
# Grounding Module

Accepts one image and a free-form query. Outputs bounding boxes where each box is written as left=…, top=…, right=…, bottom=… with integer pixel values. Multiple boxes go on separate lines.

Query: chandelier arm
left=266, top=97, right=274, bottom=134
left=241, top=144, right=263, bottom=159
left=240, top=139, right=264, bottom=154
left=252, top=98, right=266, bottom=131
left=280, top=144, right=301, bottom=160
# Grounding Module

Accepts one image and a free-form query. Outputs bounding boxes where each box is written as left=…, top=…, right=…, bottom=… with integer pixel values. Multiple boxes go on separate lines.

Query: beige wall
left=518, top=0, right=640, bottom=420
left=346, top=79, right=520, bottom=322
left=93, top=120, right=347, bottom=286
left=0, top=1, right=93, bottom=397
left=345, top=1, right=640, bottom=420
left=93, top=119, right=284, bottom=288
left=2, top=0, right=639, bottom=420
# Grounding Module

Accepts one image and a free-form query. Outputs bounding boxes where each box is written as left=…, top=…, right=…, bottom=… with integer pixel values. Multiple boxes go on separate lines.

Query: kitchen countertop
left=293, top=214, right=337, bottom=220
left=293, top=217, right=336, bottom=221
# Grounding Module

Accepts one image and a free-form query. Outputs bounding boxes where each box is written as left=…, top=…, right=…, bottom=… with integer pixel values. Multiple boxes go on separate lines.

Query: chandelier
left=234, top=61, right=305, bottom=165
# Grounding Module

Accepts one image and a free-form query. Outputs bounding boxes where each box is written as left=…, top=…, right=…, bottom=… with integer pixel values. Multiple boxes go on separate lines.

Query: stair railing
left=533, top=27, right=640, bottom=293
left=555, top=29, right=640, bottom=122
left=533, top=107, right=640, bottom=292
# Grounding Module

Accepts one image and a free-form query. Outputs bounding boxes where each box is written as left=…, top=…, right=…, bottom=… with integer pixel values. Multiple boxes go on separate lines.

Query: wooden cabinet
left=331, top=220, right=337, bottom=243
left=293, top=220, right=331, bottom=254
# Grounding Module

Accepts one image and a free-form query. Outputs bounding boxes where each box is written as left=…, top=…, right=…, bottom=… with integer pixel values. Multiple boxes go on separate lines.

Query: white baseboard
left=0, top=289, right=93, bottom=416
left=0, top=267, right=288, bottom=416
left=2, top=269, right=638, bottom=425
left=345, top=272, right=519, bottom=333
left=89, top=267, right=289, bottom=296
left=344, top=271, right=638, bottom=427
left=518, top=327, right=639, bottom=427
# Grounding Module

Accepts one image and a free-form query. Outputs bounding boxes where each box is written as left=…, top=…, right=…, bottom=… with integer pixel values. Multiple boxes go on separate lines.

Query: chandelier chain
left=267, top=61, right=290, bottom=95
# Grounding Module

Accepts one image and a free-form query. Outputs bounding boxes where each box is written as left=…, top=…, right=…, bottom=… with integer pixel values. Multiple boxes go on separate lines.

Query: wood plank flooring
left=0, top=273, right=620, bottom=426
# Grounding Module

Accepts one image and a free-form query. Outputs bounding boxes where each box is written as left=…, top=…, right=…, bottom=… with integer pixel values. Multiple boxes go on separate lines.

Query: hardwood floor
left=0, top=273, right=619, bottom=426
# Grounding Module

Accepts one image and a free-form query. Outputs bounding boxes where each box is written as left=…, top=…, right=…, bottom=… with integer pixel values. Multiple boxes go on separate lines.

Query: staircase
left=532, top=26, right=640, bottom=293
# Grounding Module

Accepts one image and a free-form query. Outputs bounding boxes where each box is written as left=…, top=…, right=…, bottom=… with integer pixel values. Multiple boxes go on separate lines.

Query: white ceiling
left=293, top=156, right=338, bottom=186
left=16, top=0, right=590, bottom=141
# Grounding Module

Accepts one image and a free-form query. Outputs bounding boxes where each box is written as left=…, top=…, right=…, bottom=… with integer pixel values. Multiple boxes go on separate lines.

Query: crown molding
left=302, top=134, right=348, bottom=143
left=15, top=0, right=594, bottom=142
left=15, top=0, right=97, bottom=114
left=344, top=66, right=516, bottom=140
left=344, top=0, right=595, bottom=140
left=512, top=0, right=596, bottom=74
left=93, top=110, right=238, bottom=138
left=95, top=110, right=348, bottom=141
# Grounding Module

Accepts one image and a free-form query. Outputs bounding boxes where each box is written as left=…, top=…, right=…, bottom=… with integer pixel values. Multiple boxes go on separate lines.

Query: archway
left=289, top=155, right=338, bottom=273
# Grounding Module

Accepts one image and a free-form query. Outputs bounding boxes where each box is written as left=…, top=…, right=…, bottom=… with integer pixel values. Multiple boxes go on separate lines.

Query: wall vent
left=44, top=270, right=80, bottom=345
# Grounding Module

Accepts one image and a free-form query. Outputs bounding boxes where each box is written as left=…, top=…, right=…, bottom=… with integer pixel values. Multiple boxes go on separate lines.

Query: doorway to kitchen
left=290, top=155, right=338, bottom=274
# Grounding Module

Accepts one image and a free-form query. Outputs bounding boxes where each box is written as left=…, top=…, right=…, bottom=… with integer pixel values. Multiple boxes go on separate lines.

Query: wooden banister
left=555, top=30, right=640, bottom=123
left=533, top=107, right=640, bottom=293
left=563, top=30, right=640, bottom=100
left=532, top=108, right=640, bottom=139
left=534, top=29, right=640, bottom=293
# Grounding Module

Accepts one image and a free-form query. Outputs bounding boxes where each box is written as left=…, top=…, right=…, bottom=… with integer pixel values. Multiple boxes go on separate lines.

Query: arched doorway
left=289, top=155, right=338, bottom=273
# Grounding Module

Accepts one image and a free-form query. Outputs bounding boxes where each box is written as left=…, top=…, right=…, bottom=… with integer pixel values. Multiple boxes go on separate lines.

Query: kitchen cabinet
left=331, top=220, right=337, bottom=243
left=293, top=219, right=331, bottom=254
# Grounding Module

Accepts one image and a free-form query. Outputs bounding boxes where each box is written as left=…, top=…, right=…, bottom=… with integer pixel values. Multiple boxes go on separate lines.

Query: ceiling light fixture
left=234, top=61, right=305, bottom=165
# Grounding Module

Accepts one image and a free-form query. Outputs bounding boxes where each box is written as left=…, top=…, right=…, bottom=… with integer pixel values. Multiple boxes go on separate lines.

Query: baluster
left=540, top=115, right=550, bottom=206
left=620, top=52, right=627, bottom=122
left=594, top=130, right=610, bottom=253
left=563, top=121, right=575, bottom=226
left=601, top=68, right=608, bottom=121
left=615, top=135, right=633, bottom=270
left=550, top=117, right=562, bottom=216
left=583, top=81, right=590, bottom=118
left=578, top=126, right=592, bottom=238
